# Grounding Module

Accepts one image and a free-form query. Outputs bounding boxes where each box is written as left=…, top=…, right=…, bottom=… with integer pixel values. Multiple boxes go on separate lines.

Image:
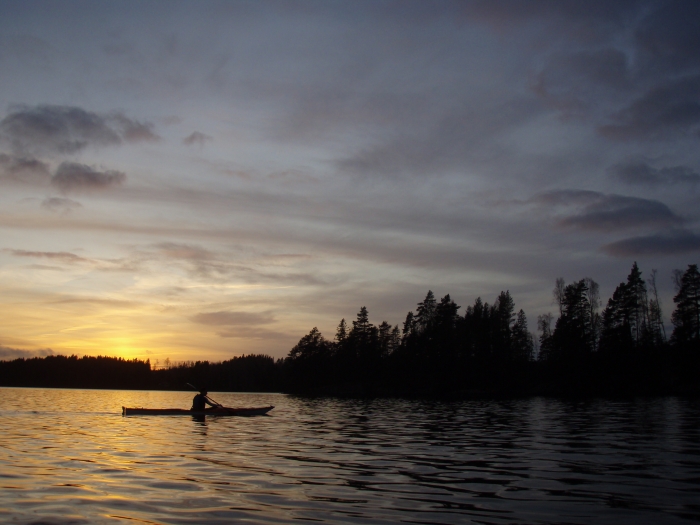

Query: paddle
left=185, top=382, right=224, bottom=408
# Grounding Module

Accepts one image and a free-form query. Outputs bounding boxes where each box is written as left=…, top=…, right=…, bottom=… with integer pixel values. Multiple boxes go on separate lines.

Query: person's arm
left=204, top=396, right=220, bottom=407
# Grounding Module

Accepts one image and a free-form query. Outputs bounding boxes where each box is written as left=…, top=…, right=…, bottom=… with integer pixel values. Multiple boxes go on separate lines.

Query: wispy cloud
left=4, top=249, right=91, bottom=264
left=182, top=131, right=212, bottom=146
left=0, top=345, right=54, bottom=360
left=0, top=153, right=50, bottom=183
left=602, top=229, right=700, bottom=256
left=190, top=310, right=275, bottom=326
left=599, top=75, right=700, bottom=141
left=41, top=197, right=82, bottom=213
left=0, top=104, right=159, bottom=155
left=529, top=190, right=683, bottom=232
left=609, top=160, right=700, bottom=185
left=51, top=162, right=126, bottom=193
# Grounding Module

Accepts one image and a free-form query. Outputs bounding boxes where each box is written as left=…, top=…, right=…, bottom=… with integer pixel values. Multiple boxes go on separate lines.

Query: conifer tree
left=671, top=264, right=700, bottom=347
left=402, top=311, right=415, bottom=342
left=551, top=279, right=593, bottom=357
left=511, top=309, right=534, bottom=361
left=625, top=262, right=649, bottom=344
left=335, top=318, right=348, bottom=343
left=600, top=282, right=634, bottom=353
left=415, top=290, right=437, bottom=333
left=537, top=313, right=553, bottom=361
left=647, top=269, right=666, bottom=344
left=492, top=291, right=515, bottom=356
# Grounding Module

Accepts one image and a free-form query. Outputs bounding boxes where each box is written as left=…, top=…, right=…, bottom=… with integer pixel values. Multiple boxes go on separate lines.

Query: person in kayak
left=191, top=388, right=219, bottom=411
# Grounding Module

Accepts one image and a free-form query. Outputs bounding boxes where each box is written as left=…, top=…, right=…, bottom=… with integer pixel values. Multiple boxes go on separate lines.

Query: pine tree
left=511, top=309, right=534, bottom=361
left=671, top=264, right=700, bottom=348
left=625, top=262, right=649, bottom=344
left=415, top=290, right=437, bottom=333
left=492, top=291, right=515, bottom=357
left=600, top=282, right=634, bottom=353
left=551, top=279, right=593, bottom=357
left=537, top=312, right=553, bottom=361
left=378, top=321, right=393, bottom=358
left=335, top=318, right=348, bottom=343
left=402, top=311, right=415, bottom=342
left=647, top=269, right=666, bottom=345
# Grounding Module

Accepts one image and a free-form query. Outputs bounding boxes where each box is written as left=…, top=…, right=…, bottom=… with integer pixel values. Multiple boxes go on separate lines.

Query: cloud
left=110, top=113, right=160, bottom=143
left=0, top=104, right=159, bottom=155
left=155, top=242, right=215, bottom=261
left=4, top=249, right=91, bottom=264
left=530, top=190, right=683, bottom=231
left=634, top=0, right=700, bottom=74
left=610, top=161, right=700, bottom=185
left=214, top=326, right=293, bottom=340
left=534, top=48, right=630, bottom=117
left=41, top=197, right=82, bottom=213
left=182, top=131, right=213, bottom=146
left=0, top=345, right=54, bottom=360
left=190, top=310, right=275, bottom=326
left=51, top=162, right=126, bottom=193
left=0, top=153, right=50, bottom=183
left=598, top=75, right=700, bottom=140
left=602, top=229, right=700, bottom=256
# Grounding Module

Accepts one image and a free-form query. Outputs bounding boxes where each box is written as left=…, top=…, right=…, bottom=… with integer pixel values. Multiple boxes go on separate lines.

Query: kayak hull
left=122, top=406, right=274, bottom=416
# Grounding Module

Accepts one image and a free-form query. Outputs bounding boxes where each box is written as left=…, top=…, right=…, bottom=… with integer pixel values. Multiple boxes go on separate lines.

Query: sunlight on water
left=1, top=388, right=699, bottom=524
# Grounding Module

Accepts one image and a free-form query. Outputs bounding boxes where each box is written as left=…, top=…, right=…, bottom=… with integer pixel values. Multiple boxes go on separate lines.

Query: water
left=1, top=388, right=699, bottom=524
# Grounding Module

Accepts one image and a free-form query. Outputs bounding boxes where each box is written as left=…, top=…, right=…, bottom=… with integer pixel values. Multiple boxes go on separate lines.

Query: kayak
left=122, top=405, right=274, bottom=416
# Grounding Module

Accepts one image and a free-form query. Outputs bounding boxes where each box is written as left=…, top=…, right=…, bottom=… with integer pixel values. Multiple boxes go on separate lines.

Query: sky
left=1, top=0, right=699, bottom=363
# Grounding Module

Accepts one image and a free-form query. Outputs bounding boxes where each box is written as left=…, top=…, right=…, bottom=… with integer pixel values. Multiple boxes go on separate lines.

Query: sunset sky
left=1, top=0, right=699, bottom=363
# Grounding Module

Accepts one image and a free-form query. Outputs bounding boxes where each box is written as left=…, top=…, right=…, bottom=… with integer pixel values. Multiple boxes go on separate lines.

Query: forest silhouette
left=1, top=262, right=699, bottom=397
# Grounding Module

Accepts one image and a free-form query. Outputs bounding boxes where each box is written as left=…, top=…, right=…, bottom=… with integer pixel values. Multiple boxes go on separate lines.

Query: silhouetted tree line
left=0, top=355, right=152, bottom=389
left=0, top=354, right=282, bottom=392
left=2, top=263, right=698, bottom=397
left=284, top=263, right=700, bottom=396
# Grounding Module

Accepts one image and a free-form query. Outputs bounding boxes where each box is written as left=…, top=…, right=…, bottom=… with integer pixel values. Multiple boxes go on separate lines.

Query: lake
left=1, top=388, right=699, bottom=524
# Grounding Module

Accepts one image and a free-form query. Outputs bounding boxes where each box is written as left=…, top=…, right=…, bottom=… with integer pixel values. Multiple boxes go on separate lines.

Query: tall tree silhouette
left=600, top=263, right=652, bottom=352
left=537, top=313, right=554, bottom=361
left=492, top=291, right=515, bottom=358
left=625, top=262, right=649, bottom=345
left=551, top=279, right=594, bottom=358
left=671, top=264, right=700, bottom=348
left=415, top=290, right=437, bottom=333
left=511, top=309, right=534, bottom=361
left=647, top=269, right=666, bottom=345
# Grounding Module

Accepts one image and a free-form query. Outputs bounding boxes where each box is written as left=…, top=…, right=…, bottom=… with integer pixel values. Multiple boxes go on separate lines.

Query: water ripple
left=1, top=389, right=699, bottom=524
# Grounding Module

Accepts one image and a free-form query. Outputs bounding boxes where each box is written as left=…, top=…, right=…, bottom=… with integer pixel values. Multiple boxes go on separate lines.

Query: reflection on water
left=1, top=388, right=699, bottom=524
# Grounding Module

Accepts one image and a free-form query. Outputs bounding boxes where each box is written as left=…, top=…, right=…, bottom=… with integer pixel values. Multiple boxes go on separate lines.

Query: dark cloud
left=5, top=249, right=90, bottom=264
left=534, top=48, right=630, bottom=117
left=531, top=190, right=683, bottom=231
left=0, top=345, right=54, bottom=360
left=602, top=229, right=700, bottom=256
left=190, top=311, right=275, bottom=326
left=182, top=131, right=213, bottom=146
left=610, top=161, right=700, bottom=185
left=335, top=99, right=539, bottom=178
left=110, top=114, right=160, bottom=143
left=598, top=75, right=700, bottom=140
left=0, top=105, right=159, bottom=154
left=41, top=197, right=82, bottom=213
left=634, top=0, right=700, bottom=75
left=51, top=162, right=126, bottom=193
left=0, top=153, right=50, bottom=183
left=527, top=1, right=700, bottom=144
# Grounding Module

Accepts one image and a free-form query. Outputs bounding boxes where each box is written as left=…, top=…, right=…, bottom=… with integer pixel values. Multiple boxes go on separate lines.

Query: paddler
left=191, top=388, right=218, bottom=411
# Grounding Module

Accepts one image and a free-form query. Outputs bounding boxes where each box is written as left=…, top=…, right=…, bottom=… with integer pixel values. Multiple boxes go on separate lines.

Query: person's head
left=199, top=388, right=208, bottom=395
